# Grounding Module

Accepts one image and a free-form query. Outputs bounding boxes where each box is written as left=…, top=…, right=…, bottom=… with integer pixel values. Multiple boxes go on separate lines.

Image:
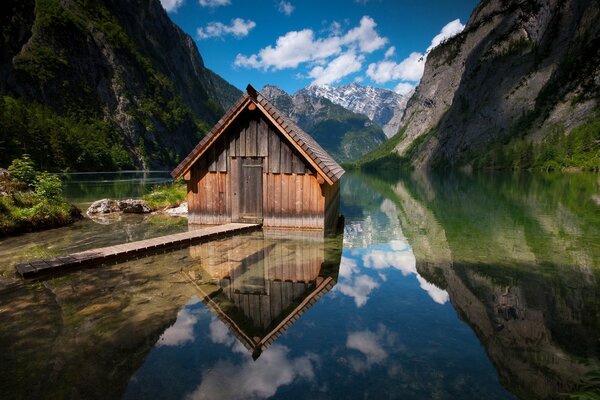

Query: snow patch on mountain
left=300, top=83, right=410, bottom=138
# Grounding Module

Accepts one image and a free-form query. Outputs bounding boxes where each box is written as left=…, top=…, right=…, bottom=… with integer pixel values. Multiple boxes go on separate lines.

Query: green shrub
left=34, top=172, right=63, bottom=201
left=8, top=155, right=36, bottom=187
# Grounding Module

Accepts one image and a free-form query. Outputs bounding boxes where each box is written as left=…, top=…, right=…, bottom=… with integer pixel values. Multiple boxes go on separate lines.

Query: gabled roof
left=171, top=84, right=344, bottom=185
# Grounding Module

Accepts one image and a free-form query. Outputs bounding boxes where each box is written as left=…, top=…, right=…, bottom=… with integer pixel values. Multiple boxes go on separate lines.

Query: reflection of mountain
left=182, top=231, right=342, bottom=359
left=361, top=171, right=600, bottom=399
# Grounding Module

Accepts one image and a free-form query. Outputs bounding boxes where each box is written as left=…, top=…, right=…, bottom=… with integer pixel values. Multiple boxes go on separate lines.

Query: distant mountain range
left=261, top=85, right=387, bottom=162
left=301, top=83, right=410, bottom=138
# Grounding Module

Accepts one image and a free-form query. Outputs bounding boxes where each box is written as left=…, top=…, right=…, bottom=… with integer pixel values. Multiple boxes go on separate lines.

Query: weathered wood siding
left=186, top=108, right=339, bottom=230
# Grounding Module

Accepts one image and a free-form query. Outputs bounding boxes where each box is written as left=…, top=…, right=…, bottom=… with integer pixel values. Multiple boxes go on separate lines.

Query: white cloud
left=341, top=16, right=387, bottom=53
left=199, top=0, right=230, bottom=6
left=308, top=51, right=363, bottom=85
left=384, top=46, right=395, bottom=59
left=366, top=52, right=425, bottom=83
left=278, top=1, right=294, bottom=16
left=235, top=15, right=386, bottom=85
left=366, top=18, right=464, bottom=87
left=185, top=344, right=318, bottom=400
left=394, top=82, right=415, bottom=95
left=197, top=18, right=256, bottom=40
left=160, top=0, right=185, bottom=12
left=427, top=19, right=465, bottom=52
left=156, top=308, right=197, bottom=347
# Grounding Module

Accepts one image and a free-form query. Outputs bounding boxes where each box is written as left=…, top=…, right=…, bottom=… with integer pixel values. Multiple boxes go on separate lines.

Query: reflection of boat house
left=183, top=231, right=341, bottom=358
left=171, top=85, right=344, bottom=232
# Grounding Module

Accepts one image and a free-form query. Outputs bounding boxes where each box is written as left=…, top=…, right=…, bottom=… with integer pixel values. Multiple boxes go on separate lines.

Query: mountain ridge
left=300, top=83, right=409, bottom=138
left=261, top=84, right=387, bottom=162
left=361, top=0, right=599, bottom=171
left=0, top=0, right=241, bottom=171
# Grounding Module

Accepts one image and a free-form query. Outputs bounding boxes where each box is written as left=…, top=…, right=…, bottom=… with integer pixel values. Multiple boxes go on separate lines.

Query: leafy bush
left=8, top=155, right=36, bottom=187
left=34, top=172, right=63, bottom=201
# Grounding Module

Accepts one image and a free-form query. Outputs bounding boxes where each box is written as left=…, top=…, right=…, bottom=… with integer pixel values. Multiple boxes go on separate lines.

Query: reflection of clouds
left=187, top=322, right=319, bottom=400
left=338, top=239, right=449, bottom=306
left=417, top=275, right=449, bottom=305
left=346, top=324, right=395, bottom=373
left=209, top=318, right=236, bottom=346
left=336, top=275, right=379, bottom=307
left=157, top=298, right=200, bottom=347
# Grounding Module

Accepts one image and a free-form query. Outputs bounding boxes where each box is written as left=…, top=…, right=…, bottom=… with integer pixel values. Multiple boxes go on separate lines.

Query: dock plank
left=15, top=223, right=260, bottom=279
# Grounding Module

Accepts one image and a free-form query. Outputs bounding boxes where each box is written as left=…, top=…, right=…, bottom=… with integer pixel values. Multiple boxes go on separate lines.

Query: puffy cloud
left=160, top=0, right=185, bottom=12
left=236, top=29, right=341, bottom=70
left=366, top=18, right=464, bottom=86
left=235, top=15, right=386, bottom=86
left=308, top=51, right=364, bottom=85
left=394, top=82, right=415, bottom=95
left=199, top=0, right=230, bottom=6
left=197, top=18, right=256, bottom=40
left=156, top=308, right=198, bottom=347
left=427, top=19, right=465, bottom=52
left=366, top=52, right=425, bottom=83
left=278, top=1, right=294, bottom=16
left=341, top=16, right=387, bottom=53
left=185, top=344, right=318, bottom=400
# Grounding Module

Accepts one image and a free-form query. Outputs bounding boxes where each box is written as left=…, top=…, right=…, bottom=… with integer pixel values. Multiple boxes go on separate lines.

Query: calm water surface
left=0, top=171, right=599, bottom=400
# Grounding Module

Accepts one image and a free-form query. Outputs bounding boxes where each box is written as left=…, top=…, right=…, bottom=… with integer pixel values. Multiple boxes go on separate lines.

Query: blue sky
left=161, top=0, right=478, bottom=94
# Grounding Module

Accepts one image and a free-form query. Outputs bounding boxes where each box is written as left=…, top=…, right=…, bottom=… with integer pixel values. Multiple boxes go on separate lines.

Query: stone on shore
left=87, top=199, right=151, bottom=215
left=165, top=202, right=188, bottom=216
left=118, top=199, right=151, bottom=213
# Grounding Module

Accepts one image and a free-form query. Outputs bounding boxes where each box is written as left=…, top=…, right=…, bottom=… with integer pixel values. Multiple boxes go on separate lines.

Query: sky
left=161, top=0, right=479, bottom=94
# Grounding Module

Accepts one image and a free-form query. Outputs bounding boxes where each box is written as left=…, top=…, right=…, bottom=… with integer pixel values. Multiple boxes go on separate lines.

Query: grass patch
left=142, top=182, right=186, bottom=210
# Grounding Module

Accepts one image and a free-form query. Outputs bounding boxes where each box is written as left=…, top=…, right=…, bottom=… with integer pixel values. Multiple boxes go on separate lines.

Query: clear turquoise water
left=0, top=171, right=598, bottom=400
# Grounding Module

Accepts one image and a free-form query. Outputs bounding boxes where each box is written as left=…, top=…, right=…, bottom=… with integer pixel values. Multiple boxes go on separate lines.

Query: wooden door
left=235, top=157, right=263, bottom=222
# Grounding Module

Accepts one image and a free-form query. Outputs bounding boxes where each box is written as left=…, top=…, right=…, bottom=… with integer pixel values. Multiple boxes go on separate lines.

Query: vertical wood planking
left=258, top=118, right=268, bottom=156
left=295, top=174, right=302, bottom=228
left=231, top=158, right=239, bottom=221
left=274, top=173, right=281, bottom=227
left=246, top=119, right=257, bottom=156
left=269, top=127, right=280, bottom=173
left=281, top=141, right=292, bottom=173
left=240, top=121, right=247, bottom=157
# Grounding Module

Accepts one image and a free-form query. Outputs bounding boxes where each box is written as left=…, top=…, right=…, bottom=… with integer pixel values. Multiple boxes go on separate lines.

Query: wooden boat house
left=171, top=84, right=344, bottom=231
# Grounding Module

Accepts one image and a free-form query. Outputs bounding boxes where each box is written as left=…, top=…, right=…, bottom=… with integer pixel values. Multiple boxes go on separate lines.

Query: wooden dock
left=15, top=223, right=260, bottom=279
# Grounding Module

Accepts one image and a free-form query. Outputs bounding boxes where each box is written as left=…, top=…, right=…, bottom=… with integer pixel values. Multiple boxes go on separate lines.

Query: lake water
left=0, top=171, right=599, bottom=399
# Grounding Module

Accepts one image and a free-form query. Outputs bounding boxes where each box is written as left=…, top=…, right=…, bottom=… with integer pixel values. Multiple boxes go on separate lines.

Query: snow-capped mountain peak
left=299, top=83, right=411, bottom=138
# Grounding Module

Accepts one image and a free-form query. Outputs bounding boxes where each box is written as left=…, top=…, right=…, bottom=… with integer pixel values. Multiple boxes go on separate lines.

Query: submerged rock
left=87, top=199, right=120, bottom=214
left=118, top=199, right=151, bottom=214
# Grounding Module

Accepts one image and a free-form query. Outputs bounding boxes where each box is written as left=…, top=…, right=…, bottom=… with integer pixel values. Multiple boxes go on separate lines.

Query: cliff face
left=262, top=85, right=387, bottom=162
left=0, top=0, right=241, bottom=170
left=385, top=0, right=599, bottom=170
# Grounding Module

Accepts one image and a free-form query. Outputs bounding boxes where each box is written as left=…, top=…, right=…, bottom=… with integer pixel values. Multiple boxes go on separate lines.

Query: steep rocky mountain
left=301, top=83, right=409, bottom=138
left=261, top=85, right=387, bottom=162
left=363, top=0, right=599, bottom=171
left=0, top=0, right=241, bottom=171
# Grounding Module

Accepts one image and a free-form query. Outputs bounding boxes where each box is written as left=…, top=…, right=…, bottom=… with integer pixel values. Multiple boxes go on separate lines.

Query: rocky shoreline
left=86, top=198, right=188, bottom=217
